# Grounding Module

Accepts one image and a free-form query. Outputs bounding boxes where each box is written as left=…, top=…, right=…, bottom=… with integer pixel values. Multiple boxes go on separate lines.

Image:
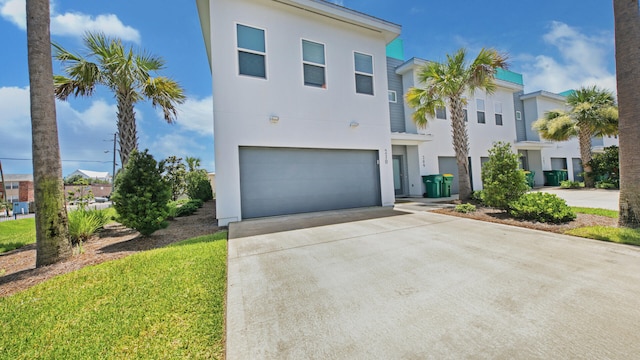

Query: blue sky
left=0, top=0, right=616, bottom=176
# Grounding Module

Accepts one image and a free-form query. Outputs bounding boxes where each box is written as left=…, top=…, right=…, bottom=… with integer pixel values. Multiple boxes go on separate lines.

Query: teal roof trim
left=558, top=89, right=575, bottom=97
left=386, top=38, right=404, bottom=61
left=495, top=68, right=523, bottom=86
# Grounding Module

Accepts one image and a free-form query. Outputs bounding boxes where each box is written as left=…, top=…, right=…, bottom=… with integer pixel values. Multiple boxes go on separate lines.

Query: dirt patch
left=0, top=200, right=222, bottom=298
left=431, top=205, right=617, bottom=233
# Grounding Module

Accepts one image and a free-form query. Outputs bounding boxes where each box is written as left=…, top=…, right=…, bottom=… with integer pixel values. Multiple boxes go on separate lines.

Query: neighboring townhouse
left=67, top=169, right=111, bottom=183
left=197, top=0, right=401, bottom=225
left=2, top=174, right=34, bottom=203
left=388, top=49, right=619, bottom=194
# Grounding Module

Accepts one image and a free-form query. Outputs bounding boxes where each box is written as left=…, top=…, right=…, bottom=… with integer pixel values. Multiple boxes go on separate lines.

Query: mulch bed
left=431, top=205, right=617, bottom=233
left=0, top=200, right=221, bottom=298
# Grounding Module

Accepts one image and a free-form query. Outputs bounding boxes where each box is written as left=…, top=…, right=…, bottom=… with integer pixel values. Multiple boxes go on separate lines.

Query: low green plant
left=471, top=190, right=485, bottom=203
left=68, top=209, right=111, bottom=245
left=596, top=180, right=618, bottom=189
left=481, top=142, right=529, bottom=210
left=509, top=192, right=576, bottom=223
left=560, top=180, right=583, bottom=189
left=186, top=169, right=214, bottom=202
left=455, top=203, right=477, bottom=213
left=174, top=199, right=204, bottom=218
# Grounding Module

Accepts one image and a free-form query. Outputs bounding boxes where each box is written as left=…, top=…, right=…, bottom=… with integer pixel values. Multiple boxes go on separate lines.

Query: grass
left=571, top=207, right=619, bottom=219
left=0, top=232, right=228, bottom=359
left=566, top=226, right=640, bottom=247
left=0, top=218, right=35, bottom=253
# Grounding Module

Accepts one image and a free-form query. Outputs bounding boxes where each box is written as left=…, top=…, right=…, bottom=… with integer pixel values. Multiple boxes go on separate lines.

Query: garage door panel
left=240, top=147, right=381, bottom=219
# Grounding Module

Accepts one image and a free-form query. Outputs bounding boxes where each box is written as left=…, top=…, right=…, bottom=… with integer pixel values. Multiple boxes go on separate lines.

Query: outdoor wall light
left=269, top=115, right=280, bottom=124
left=350, top=121, right=360, bottom=128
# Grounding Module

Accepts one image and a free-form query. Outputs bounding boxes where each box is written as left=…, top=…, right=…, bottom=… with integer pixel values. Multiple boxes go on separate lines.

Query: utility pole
left=0, top=160, right=5, bottom=203
left=111, top=132, right=117, bottom=186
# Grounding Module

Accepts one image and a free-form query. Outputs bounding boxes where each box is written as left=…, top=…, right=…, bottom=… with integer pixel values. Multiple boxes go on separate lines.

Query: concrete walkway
left=227, top=208, right=640, bottom=359
left=535, top=187, right=620, bottom=210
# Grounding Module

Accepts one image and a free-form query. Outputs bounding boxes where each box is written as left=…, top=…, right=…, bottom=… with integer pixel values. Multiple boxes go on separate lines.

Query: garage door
left=239, top=147, right=381, bottom=219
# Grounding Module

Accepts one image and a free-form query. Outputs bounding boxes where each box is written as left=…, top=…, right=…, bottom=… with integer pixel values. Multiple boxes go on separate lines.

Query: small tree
left=588, top=145, right=620, bottom=188
left=160, top=156, right=186, bottom=201
left=481, top=142, right=529, bottom=210
left=186, top=169, right=213, bottom=202
left=66, top=177, right=94, bottom=208
left=111, top=149, right=171, bottom=236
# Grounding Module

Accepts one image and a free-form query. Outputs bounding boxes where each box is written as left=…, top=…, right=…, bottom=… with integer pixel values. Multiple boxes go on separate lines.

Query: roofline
left=520, top=90, right=567, bottom=102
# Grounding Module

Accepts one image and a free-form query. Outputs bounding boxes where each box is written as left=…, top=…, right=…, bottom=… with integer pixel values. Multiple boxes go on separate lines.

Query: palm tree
left=406, top=48, right=508, bottom=200
left=53, top=32, right=186, bottom=167
left=532, top=86, right=618, bottom=187
left=185, top=156, right=202, bottom=172
left=614, top=0, right=640, bottom=228
left=26, top=0, right=72, bottom=266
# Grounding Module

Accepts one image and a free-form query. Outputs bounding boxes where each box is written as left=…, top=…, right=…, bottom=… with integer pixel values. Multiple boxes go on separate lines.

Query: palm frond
left=533, top=110, right=576, bottom=141
left=143, top=76, right=186, bottom=124
left=468, top=48, right=509, bottom=95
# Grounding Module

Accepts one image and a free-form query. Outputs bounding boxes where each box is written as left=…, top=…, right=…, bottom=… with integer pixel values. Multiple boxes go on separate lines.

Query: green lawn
left=571, top=207, right=619, bottom=219
left=566, top=226, right=640, bottom=247
left=0, top=232, right=227, bottom=359
left=0, top=218, right=36, bottom=253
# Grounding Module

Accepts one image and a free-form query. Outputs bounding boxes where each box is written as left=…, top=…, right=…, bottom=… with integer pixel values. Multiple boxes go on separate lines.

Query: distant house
left=2, top=174, right=34, bottom=203
left=207, top=172, right=216, bottom=195
left=67, top=169, right=111, bottom=183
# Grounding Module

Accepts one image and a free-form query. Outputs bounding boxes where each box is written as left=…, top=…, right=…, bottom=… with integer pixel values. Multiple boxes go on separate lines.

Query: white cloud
left=149, top=133, right=206, bottom=162
left=173, top=96, right=214, bottom=136
left=520, top=21, right=616, bottom=93
left=0, top=0, right=140, bottom=42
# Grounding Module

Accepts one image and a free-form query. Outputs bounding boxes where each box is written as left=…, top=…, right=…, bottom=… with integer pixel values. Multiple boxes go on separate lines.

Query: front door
left=392, top=155, right=404, bottom=196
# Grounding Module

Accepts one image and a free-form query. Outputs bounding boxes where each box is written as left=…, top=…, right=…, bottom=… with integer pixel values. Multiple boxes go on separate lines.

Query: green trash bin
left=441, top=174, right=454, bottom=197
left=543, top=170, right=559, bottom=186
left=554, top=169, right=568, bottom=182
left=422, top=175, right=443, bottom=198
left=524, top=171, right=535, bottom=188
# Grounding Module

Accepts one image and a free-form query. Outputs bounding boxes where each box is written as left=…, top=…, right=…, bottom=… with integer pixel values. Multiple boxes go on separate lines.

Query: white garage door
left=239, top=147, right=381, bottom=219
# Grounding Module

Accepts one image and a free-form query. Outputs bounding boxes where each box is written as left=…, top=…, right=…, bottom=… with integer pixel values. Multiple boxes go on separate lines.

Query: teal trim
left=386, top=38, right=404, bottom=61
left=558, top=89, right=575, bottom=97
left=495, top=68, right=523, bottom=85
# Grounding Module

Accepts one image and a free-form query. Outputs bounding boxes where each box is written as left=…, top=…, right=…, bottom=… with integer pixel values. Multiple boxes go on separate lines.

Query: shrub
left=186, top=170, right=213, bottom=202
left=509, top=192, right=576, bottom=223
left=588, top=145, right=619, bottom=188
left=174, top=199, right=204, bottom=218
left=560, top=180, right=583, bottom=189
left=455, top=203, right=477, bottom=213
left=481, top=142, right=529, bottom=210
left=111, top=149, right=171, bottom=236
left=596, top=180, right=618, bottom=189
left=471, top=190, right=485, bottom=203
left=68, top=209, right=110, bottom=244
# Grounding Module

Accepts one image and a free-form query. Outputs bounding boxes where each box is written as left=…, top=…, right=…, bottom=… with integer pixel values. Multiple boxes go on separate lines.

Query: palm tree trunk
left=116, top=90, right=138, bottom=168
left=26, top=0, right=72, bottom=266
left=450, top=96, right=472, bottom=200
left=614, top=0, right=640, bottom=228
left=578, top=126, right=595, bottom=187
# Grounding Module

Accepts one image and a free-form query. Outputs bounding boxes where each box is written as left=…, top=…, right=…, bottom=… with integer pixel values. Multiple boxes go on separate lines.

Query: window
left=7, top=195, right=18, bottom=202
left=515, top=110, right=522, bottom=121
left=476, top=99, right=485, bottom=124
left=302, top=40, right=325, bottom=88
left=494, top=102, right=503, bottom=126
left=5, top=182, right=18, bottom=190
left=237, top=24, right=266, bottom=78
left=463, top=109, right=468, bottom=122
left=354, top=52, right=374, bottom=95
left=436, top=107, right=447, bottom=120
left=388, top=90, right=397, bottom=103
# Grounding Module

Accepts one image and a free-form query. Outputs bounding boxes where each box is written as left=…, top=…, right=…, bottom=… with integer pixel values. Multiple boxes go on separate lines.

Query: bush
left=455, top=203, right=477, bottom=213
left=111, top=149, right=171, bottom=236
left=596, top=180, right=618, bottom=189
left=560, top=180, right=583, bottom=189
left=509, top=192, right=576, bottom=223
left=481, top=142, right=529, bottom=210
left=471, top=190, right=485, bottom=203
left=68, top=208, right=110, bottom=244
left=588, top=145, right=619, bottom=188
left=186, top=170, right=213, bottom=202
left=174, top=199, right=204, bottom=218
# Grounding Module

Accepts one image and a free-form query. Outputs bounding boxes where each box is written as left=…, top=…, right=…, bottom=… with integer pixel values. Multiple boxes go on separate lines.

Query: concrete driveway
left=227, top=208, right=640, bottom=359
left=536, top=188, right=619, bottom=210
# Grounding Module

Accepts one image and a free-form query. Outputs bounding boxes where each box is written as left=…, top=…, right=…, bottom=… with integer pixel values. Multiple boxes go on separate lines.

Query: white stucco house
left=197, top=0, right=401, bottom=225
left=197, top=0, right=618, bottom=225
left=67, top=169, right=111, bottom=182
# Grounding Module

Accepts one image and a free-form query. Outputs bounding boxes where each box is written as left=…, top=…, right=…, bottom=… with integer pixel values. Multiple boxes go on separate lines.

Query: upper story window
left=515, top=110, right=522, bottom=121
left=5, top=182, right=18, bottom=190
left=494, top=102, right=503, bottom=126
left=436, top=107, right=447, bottom=120
left=463, top=109, right=468, bottom=122
left=388, top=90, right=397, bottom=103
left=236, top=24, right=266, bottom=79
left=354, top=52, right=374, bottom=95
left=302, top=40, right=326, bottom=88
left=476, top=99, right=486, bottom=124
